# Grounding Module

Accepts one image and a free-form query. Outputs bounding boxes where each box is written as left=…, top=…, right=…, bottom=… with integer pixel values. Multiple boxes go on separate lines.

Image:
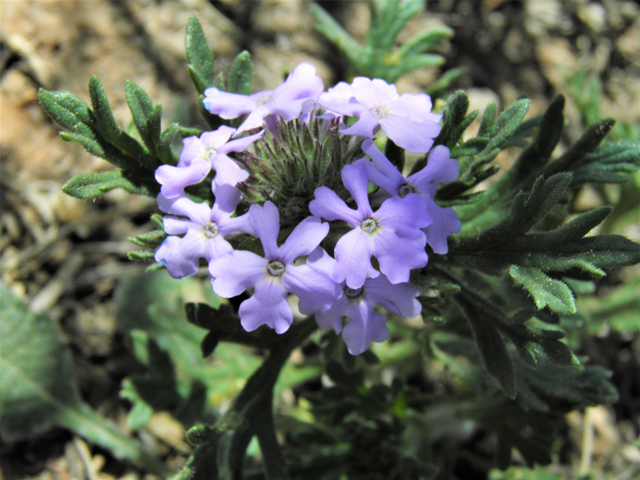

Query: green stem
left=216, top=317, right=318, bottom=479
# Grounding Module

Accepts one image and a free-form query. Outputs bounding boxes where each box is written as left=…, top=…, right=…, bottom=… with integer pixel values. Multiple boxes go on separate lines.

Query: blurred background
left=1, top=1, right=639, bottom=479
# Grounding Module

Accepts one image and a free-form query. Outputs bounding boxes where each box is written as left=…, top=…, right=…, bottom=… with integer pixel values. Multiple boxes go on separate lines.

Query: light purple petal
left=279, top=216, right=329, bottom=264
left=236, top=105, right=270, bottom=134
left=379, top=115, right=438, bottom=154
left=375, top=195, right=432, bottom=237
left=272, top=62, right=324, bottom=102
left=342, top=162, right=373, bottom=217
left=306, top=246, right=336, bottom=276
left=423, top=197, right=461, bottom=254
left=391, top=93, right=441, bottom=124
left=211, top=154, right=249, bottom=187
left=319, top=99, right=367, bottom=118
left=332, top=229, right=378, bottom=288
left=162, top=217, right=192, bottom=235
left=373, top=230, right=428, bottom=284
left=284, top=264, right=339, bottom=312
left=178, top=136, right=206, bottom=167
left=339, top=113, right=380, bottom=139
left=156, top=230, right=205, bottom=279
left=315, top=297, right=348, bottom=333
left=210, top=183, right=242, bottom=216
left=365, top=276, right=422, bottom=318
left=253, top=277, right=289, bottom=306
left=199, top=127, right=236, bottom=151
left=342, top=302, right=389, bottom=355
left=362, top=140, right=404, bottom=186
left=209, top=250, right=265, bottom=298
left=203, top=236, right=234, bottom=263
left=219, top=130, right=263, bottom=154
left=203, top=88, right=257, bottom=118
left=155, top=237, right=198, bottom=279
left=219, top=213, right=254, bottom=236
left=238, top=293, right=293, bottom=334
left=309, top=187, right=360, bottom=225
left=156, top=161, right=211, bottom=198
left=249, top=202, right=280, bottom=259
left=408, top=146, right=460, bottom=190
left=351, top=77, right=398, bottom=108
left=158, top=194, right=211, bottom=224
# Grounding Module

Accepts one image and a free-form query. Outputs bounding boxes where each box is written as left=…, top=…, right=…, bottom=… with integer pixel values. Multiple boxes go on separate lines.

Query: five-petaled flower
left=208, top=201, right=339, bottom=334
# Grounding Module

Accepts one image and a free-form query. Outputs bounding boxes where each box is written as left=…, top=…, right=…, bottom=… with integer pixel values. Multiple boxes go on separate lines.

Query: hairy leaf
left=509, top=266, right=576, bottom=315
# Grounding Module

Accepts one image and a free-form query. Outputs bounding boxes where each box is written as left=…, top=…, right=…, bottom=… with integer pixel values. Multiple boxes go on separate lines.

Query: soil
left=1, top=1, right=639, bottom=479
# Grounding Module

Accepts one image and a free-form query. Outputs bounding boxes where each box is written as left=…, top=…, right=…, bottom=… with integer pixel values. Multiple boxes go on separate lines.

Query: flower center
left=256, top=93, right=274, bottom=106
left=267, top=259, right=286, bottom=277
left=204, top=221, right=219, bottom=238
left=360, top=217, right=378, bottom=234
left=344, top=286, right=364, bottom=299
left=206, top=148, right=218, bottom=162
left=398, top=183, right=414, bottom=198
left=371, top=105, right=388, bottom=119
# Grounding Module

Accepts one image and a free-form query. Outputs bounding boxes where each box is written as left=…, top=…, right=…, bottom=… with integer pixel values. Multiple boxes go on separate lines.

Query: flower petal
left=284, top=264, right=339, bottom=312
left=339, top=113, right=379, bottom=139
left=332, top=229, right=378, bottom=288
left=203, top=88, right=257, bottom=118
left=341, top=162, right=373, bottom=217
left=239, top=293, right=293, bottom=334
left=365, top=276, right=422, bottom=318
left=342, top=302, right=389, bottom=355
left=315, top=297, right=348, bottom=333
left=156, top=162, right=211, bottom=198
left=423, top=197, right=461, bottom=254
left=249, top=202, right=280, bottom=259
left=375, top=195, right=432, bottom=237
left=209, top=250, right=265, bottom=298
left=155, top=236, right=198, bottom=279
left=279, top=216, right=329, bottom=264
left=373, top=230, right=428, bottom=284
left=379, top=115, right=438, bottom=154
left=309, top=186, right=360, bottom=225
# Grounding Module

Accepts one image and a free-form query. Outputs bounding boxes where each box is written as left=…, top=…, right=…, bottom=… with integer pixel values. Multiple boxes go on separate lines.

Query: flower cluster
left=155, top=63, right=461, bottom=354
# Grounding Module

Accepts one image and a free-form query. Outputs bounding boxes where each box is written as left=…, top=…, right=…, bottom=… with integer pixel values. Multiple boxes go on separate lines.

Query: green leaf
left=458, top=296, right=516, bottom=398
left=0, top=286, right=166, bottom=475
left=62, top=171, right=151, bottom=199
left=115, top=272, right=261, bottom=403
left=185, top=16, right=214, bottom=94
left=88, top=76, right=152, bottom=167
left=38, top=88, right=95, bottom=140
left=129, top=229, right=167, bottom=248
left=509, top=266, right=577, bottom=315
left=124, top=80, right=162, bottom=161
left=228, top=51, right=252, bottom=96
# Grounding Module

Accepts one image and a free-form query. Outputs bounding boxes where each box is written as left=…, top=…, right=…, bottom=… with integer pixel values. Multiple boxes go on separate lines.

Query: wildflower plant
left=26, top=0, right=640, bottom=478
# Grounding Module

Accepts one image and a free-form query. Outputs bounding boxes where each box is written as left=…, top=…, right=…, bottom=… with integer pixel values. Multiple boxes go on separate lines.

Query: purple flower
left=203, top=63, right=324, bottom=135
left=155, top=126, right=261, bottom=198
left=154, top=184, right=253, bottom=278
left=208, top=201, right=338, bottom=334
left=362, top=139, right=462, bottom=254
left=319, top=77, right=441, bottom=154
left=309, top=161, right=431, bottom=289
left=306, top=247, right=421, bottom=355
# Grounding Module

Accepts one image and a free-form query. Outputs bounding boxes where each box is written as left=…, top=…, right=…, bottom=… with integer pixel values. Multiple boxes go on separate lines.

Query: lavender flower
left=362, top=139, right=462, bottom=254
left=309, top=161, right=431, bottom=289
left=154, top=184, right=253, bottom=278
left=208, top=201, right=338, bottom=334
left=306, top=247, right=421, bottom=355
left=319, top=77, right=441, bottom=153
left=155, top=126, right=261, bottom=198
left=203, top=63, right=324, bottom=135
